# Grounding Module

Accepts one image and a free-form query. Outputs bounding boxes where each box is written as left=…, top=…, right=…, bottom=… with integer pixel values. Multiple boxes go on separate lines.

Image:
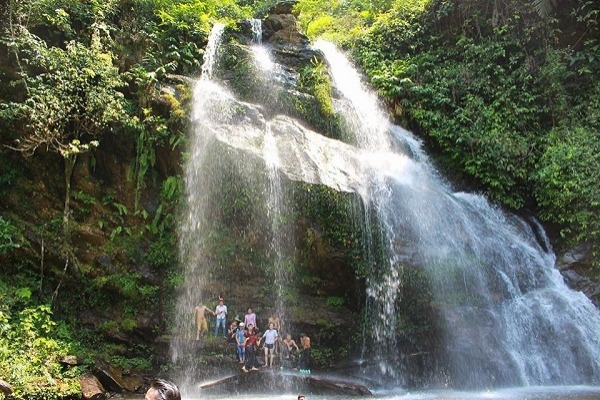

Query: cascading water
left=173, top=23, right=229, bottom=394
left=249, top=18, right=262, bottom=45
left=201, top=23, right=225, bottom=80
left=175, top=19, right=600, bottom=397
left=315, top=40, right=600, bottom=388
left=248, top=18, right=276, bottom=73
left=263, top=122, right=292, bottom=333
left=174, top=21, right=298, bottom=395
left=248, top=21, right=294, bottom=335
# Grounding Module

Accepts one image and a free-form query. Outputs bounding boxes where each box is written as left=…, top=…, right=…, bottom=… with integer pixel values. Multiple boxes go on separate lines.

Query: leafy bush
left=535, top=126, right=600, bottom=247
left=0, top=295, right=82, bottom=399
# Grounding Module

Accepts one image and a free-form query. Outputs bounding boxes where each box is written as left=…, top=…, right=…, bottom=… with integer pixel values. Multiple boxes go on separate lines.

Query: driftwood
left=198, top=370, right=372, bottom=396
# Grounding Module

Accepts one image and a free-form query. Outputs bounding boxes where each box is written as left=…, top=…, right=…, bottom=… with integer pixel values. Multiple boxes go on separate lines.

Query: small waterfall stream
left=173, top=23, right=229, bottom=394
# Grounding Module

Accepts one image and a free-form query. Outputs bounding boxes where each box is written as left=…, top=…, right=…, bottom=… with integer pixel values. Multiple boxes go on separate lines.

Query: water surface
left=124, top=385, right=600, bottom=400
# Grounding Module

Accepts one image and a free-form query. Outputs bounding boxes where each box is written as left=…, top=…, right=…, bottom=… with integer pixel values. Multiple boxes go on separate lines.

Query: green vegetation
left=296, top=57, right=346, bottom=140
left=0, top=284, right=83, bottom=399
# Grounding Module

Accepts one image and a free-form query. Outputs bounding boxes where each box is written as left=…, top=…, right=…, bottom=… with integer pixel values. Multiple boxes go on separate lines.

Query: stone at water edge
left=92, top=361, right=138, bottom=393
left=79, top=373, right=106, bottom=400
left=0, top=379, right=13, bottom=395
left=557, top=242, right=600, bottom=307
left=60, top=355, right=80, bottom=366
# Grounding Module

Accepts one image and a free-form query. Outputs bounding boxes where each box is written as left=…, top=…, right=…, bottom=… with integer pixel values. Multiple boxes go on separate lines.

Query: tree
left=5, top=24, right=126, bottom=233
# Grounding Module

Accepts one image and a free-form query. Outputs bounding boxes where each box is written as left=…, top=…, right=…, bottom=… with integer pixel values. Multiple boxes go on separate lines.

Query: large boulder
left=194, top=82, right=367, bottom=195
left=92, top=361, right=143, bottom=393
left=269, top=0, right=297, bottom=15
left=263, top=14, right=310, bottom=47
left=80, top=373, right=106, bottom=400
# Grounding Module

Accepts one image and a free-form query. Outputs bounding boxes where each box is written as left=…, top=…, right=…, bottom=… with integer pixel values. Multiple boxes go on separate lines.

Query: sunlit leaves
left=535, top=126, right=600, bottom=243
left=7, top=31, right=126, bottom=157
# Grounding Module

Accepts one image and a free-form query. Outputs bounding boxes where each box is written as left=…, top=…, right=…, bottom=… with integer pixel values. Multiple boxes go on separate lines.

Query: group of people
left=194, top=300, right=312, bottom=373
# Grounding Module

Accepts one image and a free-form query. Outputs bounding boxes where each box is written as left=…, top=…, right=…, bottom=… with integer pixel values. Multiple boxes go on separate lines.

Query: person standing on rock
left=194, top=303, right=215, bottom=340
left=214, top=298, right=228, bottom=337
left=261, top=322, right=279, bottom=368
left=235, top=322, right=246, bottom=364
left=145, top=379, right=181, bottom=400
left=244, top=307, right=257, bottom=331
left=268, top=312, right=281, bottom=354
left=298, top=333, right=311, bottom=372
left=242, top=324, right=260, bottom=372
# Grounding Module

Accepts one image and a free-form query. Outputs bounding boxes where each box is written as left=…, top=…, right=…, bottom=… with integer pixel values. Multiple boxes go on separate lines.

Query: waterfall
left=254, top=24, right=294, bottom=338
left=250, top=18, right=262, bottom=44
left=175, top=21, right=298, bottom=395
left=175, top=21, right=600, bottom=393
left=263, top=122, right=292, bottom=333
left=316, top=40, right=600, bottom=388
left=249, top=18, right=276, bottom=75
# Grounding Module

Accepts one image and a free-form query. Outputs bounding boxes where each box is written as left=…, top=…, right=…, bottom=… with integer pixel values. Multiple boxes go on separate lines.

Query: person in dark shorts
left=261, top=322, right=278, bottom=368
left=242, top=324, right=260, bottom=372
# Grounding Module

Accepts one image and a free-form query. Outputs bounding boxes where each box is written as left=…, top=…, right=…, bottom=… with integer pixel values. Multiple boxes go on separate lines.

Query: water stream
left=125, top=386, right=600, bottom=400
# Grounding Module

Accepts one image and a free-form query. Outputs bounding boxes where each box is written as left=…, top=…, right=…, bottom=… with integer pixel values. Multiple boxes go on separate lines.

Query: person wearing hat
left=235, top=322, right=246, bottom=364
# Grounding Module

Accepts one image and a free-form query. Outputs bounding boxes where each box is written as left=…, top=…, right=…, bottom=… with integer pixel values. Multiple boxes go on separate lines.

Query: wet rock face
left=558, top=242, right=600, bottom=307
left=208, top=104, right=366, bottom=193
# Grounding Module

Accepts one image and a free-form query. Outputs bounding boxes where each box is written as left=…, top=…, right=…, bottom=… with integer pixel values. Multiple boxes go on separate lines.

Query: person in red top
left=242, top=324, right=260, bottom=372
